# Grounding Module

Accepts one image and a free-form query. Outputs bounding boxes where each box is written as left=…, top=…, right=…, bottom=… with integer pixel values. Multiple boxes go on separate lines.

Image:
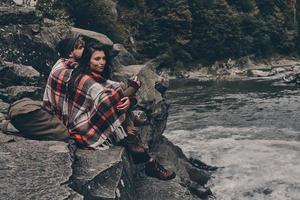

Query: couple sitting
left=43, top=37, right=176, bottom=180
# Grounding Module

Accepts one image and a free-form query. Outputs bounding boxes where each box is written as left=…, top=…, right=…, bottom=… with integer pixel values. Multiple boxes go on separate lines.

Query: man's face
left=70, top=44, right=84, bottom=60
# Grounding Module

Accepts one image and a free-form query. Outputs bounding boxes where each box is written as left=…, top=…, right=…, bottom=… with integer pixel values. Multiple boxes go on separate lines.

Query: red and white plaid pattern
left=43, top=59, right=126, bottom=147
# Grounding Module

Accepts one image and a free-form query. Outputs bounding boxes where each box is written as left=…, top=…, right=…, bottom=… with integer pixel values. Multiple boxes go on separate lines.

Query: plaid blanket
left=43, top=59, right=126, bottom=147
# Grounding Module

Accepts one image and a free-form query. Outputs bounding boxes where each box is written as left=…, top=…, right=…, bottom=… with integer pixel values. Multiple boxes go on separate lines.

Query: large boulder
left=71, top=27, right=114, bottom=47
left=0, top=85, right=42, bottom=102
left=0, top=61, right=40, bottom=86
left=70, top=147, right=135, bottom=200
left=112, top=43, right=136, bottom=67
left=0, top=6, right=41, bottom=25
left=0, top=132, right=83, bottom=200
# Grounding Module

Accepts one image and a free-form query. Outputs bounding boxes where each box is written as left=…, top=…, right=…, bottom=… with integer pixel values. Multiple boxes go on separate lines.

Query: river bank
left=168, top=56, right=300, bottom=82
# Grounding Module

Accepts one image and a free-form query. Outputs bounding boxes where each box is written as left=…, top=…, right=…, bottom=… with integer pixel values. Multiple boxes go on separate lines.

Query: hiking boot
left=145, top=159, right=176, bottom=180
left=126, top=125, right=149, bottom=150
left=126, top=142, right=145, bottom=153
left=122, top=134, right=146, bottom=154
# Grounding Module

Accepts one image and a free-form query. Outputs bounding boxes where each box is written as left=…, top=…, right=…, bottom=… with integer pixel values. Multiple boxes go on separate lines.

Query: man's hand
left=117, top=97, right=130, bottom=112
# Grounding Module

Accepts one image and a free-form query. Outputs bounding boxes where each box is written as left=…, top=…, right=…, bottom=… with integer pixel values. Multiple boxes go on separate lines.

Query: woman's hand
left=128, top=76, right=142, bottom=91
left=117, top=97, right=130, bottom=112
left=132, top=76, right=142, bottom=88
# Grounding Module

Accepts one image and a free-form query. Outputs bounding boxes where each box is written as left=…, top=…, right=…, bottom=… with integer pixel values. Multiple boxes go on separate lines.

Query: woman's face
left=89, top=50, right=106, bottom=73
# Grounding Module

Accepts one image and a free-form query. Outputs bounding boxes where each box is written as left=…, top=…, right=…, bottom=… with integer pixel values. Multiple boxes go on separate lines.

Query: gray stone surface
left=0, top=100, right=9, bottom=114
left=71, top=146, right=135, bottom=200
left=0, top=61, right=40, bottom=86
left=151, top=138, right=212, bottom=199
left=71, top=27, right=113, bottom=47
left=135, top=177, right=194, bottom=200
left=1, top=85, right=42, bottom=102
left=0, top=6, right=41, bottom=25
left=113, top=43, right=136, bottom=67
left=0, top=132, right=83, bottom=200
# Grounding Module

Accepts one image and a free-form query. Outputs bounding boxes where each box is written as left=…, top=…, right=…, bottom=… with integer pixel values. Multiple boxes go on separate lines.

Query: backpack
left=7, top=98, right=69, bottom=141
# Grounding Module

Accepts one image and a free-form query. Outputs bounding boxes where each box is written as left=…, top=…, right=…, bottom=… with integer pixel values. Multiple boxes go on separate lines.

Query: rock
left=0, top=61, right=40, bottom=86
left=70, top=146, right=135, bottom=200
left=188, top=182, right=213, bottom=199
left=270, top=67, right=286, bottom=74
left=247, top=69, right=273, bottom=77
left=1, top=86, right=42, bottom=102
left=186, top=166, right=210, bottom=186
left=38, top=24, right=70, bottom=50
left=71, top=27, right=113, bottom=47
left=116, top=65, right=144, bottom=77
left=0, top=0, right=15, bottom=6
left=0, top=6, right=42, bottom=25
left=152, top=138, right=213, bottom=196
left=136, top=61, right=165, bottom=104
left=155, top=81, right=168, bottom=96
left=0, top=24, right=58, bottom=75
left=132, top=110, right=148, bottom=126
left=0, top=100, right=9, bottom=114
left=113, top=43, right=136, bottom=67
left=135, top=177, right=193, bottom=200
left=175, top=71, right=190, bottom=79
left=116, top=60, right=167, bottom=105
left=0, top=133, right=83, bottom=200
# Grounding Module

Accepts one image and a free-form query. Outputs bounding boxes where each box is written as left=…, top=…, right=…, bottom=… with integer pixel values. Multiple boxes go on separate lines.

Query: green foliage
left=36, top=0, right=70, bottom=24
left=137, top=0, right=192, bottom=58
left=35, top=0, right=300, bottom=64
left=62, top=0, right=123, bottom=42
left=227, top=0, right=255, bottom=12
left=188, top=0, right=298, bottom=62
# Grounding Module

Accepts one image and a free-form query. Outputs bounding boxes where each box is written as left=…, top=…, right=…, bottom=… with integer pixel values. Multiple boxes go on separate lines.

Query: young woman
left=44, top=42, right=176, bottom=180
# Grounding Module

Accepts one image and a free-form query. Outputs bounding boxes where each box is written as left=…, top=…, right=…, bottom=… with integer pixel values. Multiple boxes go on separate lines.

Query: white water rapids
left=164, top=79, right=300, bottom=200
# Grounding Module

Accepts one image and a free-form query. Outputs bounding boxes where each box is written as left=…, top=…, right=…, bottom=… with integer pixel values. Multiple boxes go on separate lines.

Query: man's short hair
left=56, top=36, right=85, bottom=58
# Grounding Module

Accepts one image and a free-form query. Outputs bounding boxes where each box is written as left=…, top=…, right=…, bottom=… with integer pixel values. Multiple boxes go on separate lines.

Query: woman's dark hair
left=78, top=43, right=112, bottom=79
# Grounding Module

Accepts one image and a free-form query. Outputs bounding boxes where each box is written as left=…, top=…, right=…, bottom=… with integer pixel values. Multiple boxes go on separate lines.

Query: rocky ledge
left=0, top=60, right=214, bottom=200
left=0, top=7, right=214, bottom=198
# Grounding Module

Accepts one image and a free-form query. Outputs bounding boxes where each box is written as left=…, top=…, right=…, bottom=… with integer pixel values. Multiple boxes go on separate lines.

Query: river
left=164, top=79, right=300, bottom=200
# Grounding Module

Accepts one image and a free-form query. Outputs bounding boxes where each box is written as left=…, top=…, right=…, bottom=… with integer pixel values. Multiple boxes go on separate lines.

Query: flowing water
left=164, top=79, right=300, bottom=200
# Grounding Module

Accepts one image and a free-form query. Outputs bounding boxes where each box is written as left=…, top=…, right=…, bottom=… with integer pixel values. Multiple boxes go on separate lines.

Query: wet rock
left=155, top=81, right=168, bottom=96
left=189, top=158, right=218, bottom=171
left=0, top=6, right=42, bottom=25
left=0, top=132, right=82, bottom=199
left=1, top=86, right=42, bottom=102
left=71, top=27, right=113, bottom=47
left=188, top=182, right=213, bottom=199
left=0, top=61, right=40, bottom=86
left=135, top=177, right=193, bottom=200
left=151, top=137, right=213, bottom=197
left=186, top=166, right=210, bottom=186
